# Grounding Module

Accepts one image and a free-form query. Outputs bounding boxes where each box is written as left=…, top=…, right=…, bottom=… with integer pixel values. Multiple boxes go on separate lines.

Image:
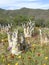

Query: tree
left=45, top=21, right=49, bottom=27
left=14, top=15, right=29, bottom=25
left=35, top=19, right=45, bottom=27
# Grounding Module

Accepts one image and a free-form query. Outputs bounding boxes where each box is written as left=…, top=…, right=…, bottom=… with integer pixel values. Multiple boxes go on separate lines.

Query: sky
left=0, top=0, right=49, bottom=10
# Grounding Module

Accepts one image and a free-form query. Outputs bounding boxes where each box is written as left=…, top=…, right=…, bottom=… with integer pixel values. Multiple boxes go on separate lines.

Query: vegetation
left=0, top=8, right=49, bottom=65
left=0, top=8, right=49, bottom=27
left=0, top=38, right=49, bottom=65
left=0, top=28, right=49, bottom=65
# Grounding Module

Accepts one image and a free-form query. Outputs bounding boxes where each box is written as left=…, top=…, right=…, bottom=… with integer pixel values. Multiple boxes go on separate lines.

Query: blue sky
left=0, top=0, right=49, bottom=10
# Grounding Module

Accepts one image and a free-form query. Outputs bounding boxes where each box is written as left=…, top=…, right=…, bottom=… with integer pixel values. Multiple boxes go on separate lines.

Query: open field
left=0, top=29, right=49, bottom=65
left=0, top=41, right=49, bottom=65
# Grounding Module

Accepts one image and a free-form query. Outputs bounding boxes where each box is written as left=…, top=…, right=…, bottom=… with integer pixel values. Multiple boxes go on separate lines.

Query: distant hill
left=0, top=7, right=49, bottom=23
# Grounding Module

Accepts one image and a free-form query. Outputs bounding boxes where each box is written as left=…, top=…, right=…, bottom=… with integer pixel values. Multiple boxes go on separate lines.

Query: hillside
left=0, top=7, right=49, bottom=24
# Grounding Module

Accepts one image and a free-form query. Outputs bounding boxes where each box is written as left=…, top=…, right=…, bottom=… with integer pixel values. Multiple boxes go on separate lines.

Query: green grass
left=0, top=28, right=49, bottom=65
left=0, top=41, right=49, bottom=65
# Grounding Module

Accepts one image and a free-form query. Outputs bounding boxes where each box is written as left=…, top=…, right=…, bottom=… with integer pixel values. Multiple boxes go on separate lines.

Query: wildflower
left=18, top=55, right=21, bottom=59
left=45, top=57, right=48, bottom=60
left=10, top=54, right=14, bottom=59
left=15, top=62, right=18, bottom=65
left=8, top=64, right=10, bottom=65
left=32, top=44, right=36, bottom=50
left=28, top=56, right=31, bottom=60
left=1, top=39, right=4, bottom=42
left=43, top=64, right=46, bottom=65
left=37, top=53, right=41, bottom=56
left=7, top=47, right=12, bottom=51
left=32, top=44, right=36, bottom=47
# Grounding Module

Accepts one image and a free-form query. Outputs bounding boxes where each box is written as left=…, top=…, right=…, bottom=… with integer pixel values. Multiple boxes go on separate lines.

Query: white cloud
left=0, top=0, right=49, bottom=10
left=39, top=4, right=49, bottom=9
